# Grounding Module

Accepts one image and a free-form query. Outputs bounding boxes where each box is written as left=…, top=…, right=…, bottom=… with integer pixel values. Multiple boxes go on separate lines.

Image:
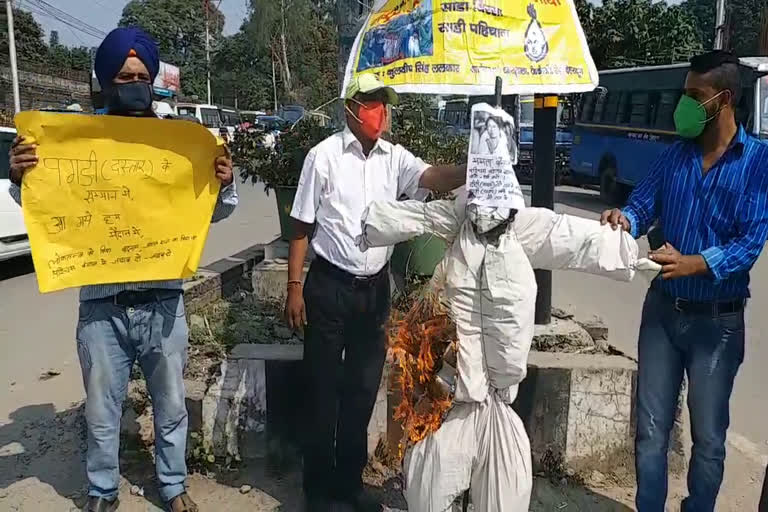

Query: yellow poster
left=342, top=0, right=598, bottom=95
left=15, top=112, right=223, bottom=293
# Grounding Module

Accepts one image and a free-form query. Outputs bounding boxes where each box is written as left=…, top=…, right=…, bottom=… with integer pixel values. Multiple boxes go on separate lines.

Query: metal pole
left=6, top=0, right=21, bottom=114
left=271, top=54, right=278, bottom=113
left=532, top=95, right=558, bottom=325
left=494, top=76, right=502, bottom=107
left=204, top=0, right=212, bottom=104
left=714, top=0, right=726, bottom=49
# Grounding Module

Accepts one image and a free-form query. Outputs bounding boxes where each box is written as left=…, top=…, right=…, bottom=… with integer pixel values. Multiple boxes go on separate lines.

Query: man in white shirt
left=285, top=73, right=466, bottom=512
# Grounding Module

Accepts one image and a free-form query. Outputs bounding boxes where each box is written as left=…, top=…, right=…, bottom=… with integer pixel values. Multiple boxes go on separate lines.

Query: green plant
left=233, top=117, right=335, bottom=193
left=390, top=96, right=467, bottom=201
left=187, top=431, right=241, bottom=473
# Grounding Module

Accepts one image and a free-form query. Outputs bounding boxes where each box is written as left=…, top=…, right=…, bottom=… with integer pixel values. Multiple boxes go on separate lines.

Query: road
left=1, top=184, right=766, bottom=458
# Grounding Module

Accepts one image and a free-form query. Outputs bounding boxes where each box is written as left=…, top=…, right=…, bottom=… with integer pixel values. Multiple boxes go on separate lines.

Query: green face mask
left=673, top=91, right=725, bottom=139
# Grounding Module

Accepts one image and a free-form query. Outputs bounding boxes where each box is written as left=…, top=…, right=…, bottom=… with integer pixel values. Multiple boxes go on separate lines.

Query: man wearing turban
left=8, top=28, right=238, bottom=512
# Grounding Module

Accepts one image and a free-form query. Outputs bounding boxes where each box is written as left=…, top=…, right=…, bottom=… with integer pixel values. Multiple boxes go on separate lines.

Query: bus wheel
left=600, top=166, right=620, bottom=205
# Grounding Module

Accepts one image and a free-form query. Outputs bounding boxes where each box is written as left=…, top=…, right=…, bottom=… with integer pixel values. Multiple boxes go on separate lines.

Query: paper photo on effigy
left=466, top=102, right=524, bottom=211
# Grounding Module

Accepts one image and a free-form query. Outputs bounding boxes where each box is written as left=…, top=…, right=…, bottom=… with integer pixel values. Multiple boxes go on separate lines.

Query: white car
left=0, top=126, right=30, bottom=261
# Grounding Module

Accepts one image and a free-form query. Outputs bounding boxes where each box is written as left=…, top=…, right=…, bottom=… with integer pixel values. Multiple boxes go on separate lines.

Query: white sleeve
left=290, top=148, right=323, bottom=224
left=395, top=145, right=431, bottom=200
left=211, top=181, right=238, bottom=223
left=9, top=183, right=22, bottom=206
left=357, top=199, right=460, bottom=251
left=513, top=207, right=639, bottom=282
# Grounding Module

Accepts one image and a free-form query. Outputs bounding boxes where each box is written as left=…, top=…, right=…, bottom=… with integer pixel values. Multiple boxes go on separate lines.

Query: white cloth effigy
left=358, top=190, right=658, bottom=512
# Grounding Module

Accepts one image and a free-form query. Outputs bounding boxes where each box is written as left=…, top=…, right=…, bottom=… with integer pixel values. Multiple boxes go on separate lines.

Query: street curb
left=184, top=244, right=265, bottom=313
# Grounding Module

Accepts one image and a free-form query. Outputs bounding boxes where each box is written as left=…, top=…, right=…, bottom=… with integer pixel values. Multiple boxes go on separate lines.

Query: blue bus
left=570, top=58, right=768, bottom=204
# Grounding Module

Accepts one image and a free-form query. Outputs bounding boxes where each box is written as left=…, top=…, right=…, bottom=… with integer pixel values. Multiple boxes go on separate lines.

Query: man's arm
left=284, top=148, right=322, bottom=330
left=655, top=170, right=768, bottom=282
left=419, top=164, right=467, bottom=193
left=601, top=147, right=668, bottom=237
left=285, top=221, right=313, bottom=329
left=211, top=148, right=238, bottom=222
left=621, top=150, right=666, bottom=238
left=396, top=145, right=466, bottom=198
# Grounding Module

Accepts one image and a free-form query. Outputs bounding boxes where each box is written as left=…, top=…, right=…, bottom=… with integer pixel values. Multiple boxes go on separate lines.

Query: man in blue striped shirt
left=602, top=51, right=768, bottom=512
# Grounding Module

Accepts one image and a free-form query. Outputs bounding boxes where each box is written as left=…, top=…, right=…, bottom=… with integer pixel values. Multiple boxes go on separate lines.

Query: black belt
left=109, top=289, right=181, bottom=307
left=313, top=257, right=388, bottom=288
left=670, top=296, right=745, bottom=316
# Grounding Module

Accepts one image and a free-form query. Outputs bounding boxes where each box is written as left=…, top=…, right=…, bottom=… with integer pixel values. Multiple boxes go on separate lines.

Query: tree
left=579, top=0, right=702, bottom=69
left=49, top=30, right=60, bottom=47
left=211, top=30, right=273, bottom=109
left=119, top=0, right=225, bottom=99
left=0, top=8, right=48, bottom=63
left=682, top=0, right=763, bottom=56
left=222, top=0, right=338, bottom=109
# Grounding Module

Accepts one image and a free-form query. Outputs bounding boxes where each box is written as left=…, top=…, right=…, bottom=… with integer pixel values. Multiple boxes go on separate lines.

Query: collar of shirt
left=342, top=127, right=392, bottom=156
left=686, top=124, right=748, bottom=161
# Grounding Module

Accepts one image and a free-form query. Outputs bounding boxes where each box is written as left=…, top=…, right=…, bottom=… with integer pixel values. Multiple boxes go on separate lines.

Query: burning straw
left=390, top=288, right=458, bottom=458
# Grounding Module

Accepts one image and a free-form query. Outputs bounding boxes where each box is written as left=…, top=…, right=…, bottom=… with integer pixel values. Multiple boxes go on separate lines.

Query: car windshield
left=0, top=132, right=14, bottom=180
left=258, top=117, right=286, bottom=131
left=201, top=108, right=222, bottom=128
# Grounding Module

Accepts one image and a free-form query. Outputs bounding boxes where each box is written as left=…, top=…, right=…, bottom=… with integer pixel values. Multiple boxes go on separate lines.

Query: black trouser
left=302, top=257, right=390, bottom=499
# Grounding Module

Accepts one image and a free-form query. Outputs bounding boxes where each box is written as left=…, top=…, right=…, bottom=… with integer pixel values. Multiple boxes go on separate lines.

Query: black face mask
left=106, top=81, right=153, bottom=116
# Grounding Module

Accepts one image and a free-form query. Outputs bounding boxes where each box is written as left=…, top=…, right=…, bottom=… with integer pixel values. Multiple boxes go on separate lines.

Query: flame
left=389, top=291, right=457, bottom=457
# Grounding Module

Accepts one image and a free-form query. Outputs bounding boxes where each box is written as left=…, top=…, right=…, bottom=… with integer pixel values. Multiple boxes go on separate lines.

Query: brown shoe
left=166, top=492, right=199, bottom=512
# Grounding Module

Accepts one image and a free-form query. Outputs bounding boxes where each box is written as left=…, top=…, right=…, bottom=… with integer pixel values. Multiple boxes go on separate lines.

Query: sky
left=16, top=0, right=250, bottom=48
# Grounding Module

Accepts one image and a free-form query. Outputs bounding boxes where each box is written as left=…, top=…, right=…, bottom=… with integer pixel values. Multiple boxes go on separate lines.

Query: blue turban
left=94, top=27, right=159, bottom=89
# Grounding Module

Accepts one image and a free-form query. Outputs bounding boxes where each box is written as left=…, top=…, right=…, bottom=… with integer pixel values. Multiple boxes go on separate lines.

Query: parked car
left=0, top=126, right=30, bottom=262
left=278, top=105, right=305, bottom=124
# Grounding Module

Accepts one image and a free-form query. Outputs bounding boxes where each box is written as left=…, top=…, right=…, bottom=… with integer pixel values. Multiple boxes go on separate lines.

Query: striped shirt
left=9, top=181, right=238, bottom=301
left=622, top=125, right=768, bottom=301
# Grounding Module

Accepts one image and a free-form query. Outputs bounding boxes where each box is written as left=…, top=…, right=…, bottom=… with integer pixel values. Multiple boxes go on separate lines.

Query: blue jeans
left=635, top=289, right=745, bottom=512
left=75, top=291, right=189, bottom=502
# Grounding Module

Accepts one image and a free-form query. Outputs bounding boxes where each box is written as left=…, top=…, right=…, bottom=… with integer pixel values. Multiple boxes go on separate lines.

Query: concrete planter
left=390, top=234, right=447, bottom=278
left=514, top=351, right=689, bottom=477
left=201, top=343, right=389, bottom=462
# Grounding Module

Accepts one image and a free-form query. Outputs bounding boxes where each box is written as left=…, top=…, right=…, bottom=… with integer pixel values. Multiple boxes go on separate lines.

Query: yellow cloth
left=343, top=0, right=597, bottom=95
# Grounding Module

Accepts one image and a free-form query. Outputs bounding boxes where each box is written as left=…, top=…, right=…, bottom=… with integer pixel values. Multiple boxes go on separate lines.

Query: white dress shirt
left=291, top=128, right=429, bottom=276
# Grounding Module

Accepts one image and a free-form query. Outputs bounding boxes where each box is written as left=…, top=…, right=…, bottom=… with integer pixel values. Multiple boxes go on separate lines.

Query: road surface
left=1, top=184, right=766, bottom=459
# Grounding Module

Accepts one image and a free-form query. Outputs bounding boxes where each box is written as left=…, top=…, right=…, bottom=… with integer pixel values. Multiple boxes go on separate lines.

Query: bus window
left=521, top=96, right=534, bottom=125
left=580, top=93, right=595, bottom=122
left=603, top=92, right=621, bottom=125
left=629, top=92, right=650, bottom=127
left=593, top=91, right=607, bottom=123
left=655, top=91, right=680, bottom=131
left=201, top=108, right=221, bottom=128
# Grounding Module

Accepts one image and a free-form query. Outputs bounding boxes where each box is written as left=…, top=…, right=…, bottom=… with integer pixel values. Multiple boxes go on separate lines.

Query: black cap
left=690, top=50, right=739, bottom=73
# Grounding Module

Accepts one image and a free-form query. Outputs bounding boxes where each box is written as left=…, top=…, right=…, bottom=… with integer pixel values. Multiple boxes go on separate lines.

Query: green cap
left=344, top=73, right=399, bottom=105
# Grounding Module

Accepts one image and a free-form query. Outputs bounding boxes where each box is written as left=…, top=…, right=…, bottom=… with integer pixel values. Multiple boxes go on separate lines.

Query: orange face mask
left=349, top=100, right=386, bottom=141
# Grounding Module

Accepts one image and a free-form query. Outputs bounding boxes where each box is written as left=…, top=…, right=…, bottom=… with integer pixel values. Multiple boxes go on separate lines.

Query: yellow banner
left=343, top=0, right=597, bottom=95
left=15, top=112, right=223, bottom=293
